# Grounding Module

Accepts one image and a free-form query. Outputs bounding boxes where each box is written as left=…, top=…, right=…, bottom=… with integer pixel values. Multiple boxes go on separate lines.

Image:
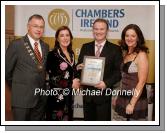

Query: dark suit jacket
left=77, top=40, right=122, bottom=103
left=5, top=35, right=49, bottom=108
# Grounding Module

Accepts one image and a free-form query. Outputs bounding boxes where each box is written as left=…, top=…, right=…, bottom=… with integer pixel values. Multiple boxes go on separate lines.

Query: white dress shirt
left=95, top=40, right=106, bottom=55
left=27, top=34, right=42, bottom=56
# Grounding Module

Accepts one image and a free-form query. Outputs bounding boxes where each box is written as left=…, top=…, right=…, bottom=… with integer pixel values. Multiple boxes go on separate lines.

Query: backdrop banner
left=14, top=5, right=155, bottom=119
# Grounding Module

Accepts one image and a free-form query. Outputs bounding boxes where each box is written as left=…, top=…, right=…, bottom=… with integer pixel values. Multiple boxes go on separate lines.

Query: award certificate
left=81, top=56, right=105, bottom=86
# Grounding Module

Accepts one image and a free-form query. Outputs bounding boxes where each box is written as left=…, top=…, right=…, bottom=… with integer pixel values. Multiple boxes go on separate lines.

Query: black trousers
left=83, top=98, right=111, bottom=121
left=12, top=97, right=46, bottom=121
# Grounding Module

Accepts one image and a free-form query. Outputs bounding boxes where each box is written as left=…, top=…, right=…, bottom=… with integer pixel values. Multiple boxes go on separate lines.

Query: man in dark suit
left=76, top=18, right=122, bottom=121
left=5, top=14, right=49, bottom=121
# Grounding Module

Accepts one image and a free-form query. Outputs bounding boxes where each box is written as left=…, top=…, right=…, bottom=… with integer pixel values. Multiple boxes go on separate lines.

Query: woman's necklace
left=63, top=51, right=71, bottom=63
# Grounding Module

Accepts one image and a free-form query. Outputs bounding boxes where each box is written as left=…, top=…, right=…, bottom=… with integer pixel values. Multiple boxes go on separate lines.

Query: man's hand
left=94, top=81, right=106, bottom=89
left=72, top=78, right=81, bottom=89
left=76, top=63, right=84, bottom=70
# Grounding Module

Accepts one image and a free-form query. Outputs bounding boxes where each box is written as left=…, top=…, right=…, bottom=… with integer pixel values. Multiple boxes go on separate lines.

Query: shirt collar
left=95, top=40, right=106, bottom=47
left=27, top=34, right=40, bottom=45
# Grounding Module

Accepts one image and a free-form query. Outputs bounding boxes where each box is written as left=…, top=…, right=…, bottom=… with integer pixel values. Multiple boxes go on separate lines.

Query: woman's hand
left=126, top=103, right=135, bottom=115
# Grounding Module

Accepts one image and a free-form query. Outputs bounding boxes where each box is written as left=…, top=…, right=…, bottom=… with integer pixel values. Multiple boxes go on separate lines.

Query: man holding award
left=76, top=18, right=122, bottom=121
left=5, top=14, right=49, bottom=120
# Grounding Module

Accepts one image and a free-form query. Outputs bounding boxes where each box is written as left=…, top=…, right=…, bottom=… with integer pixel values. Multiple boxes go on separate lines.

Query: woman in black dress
left=46, top=26, right=79, bottom=121
left=115, top=24, right=149, bottom=120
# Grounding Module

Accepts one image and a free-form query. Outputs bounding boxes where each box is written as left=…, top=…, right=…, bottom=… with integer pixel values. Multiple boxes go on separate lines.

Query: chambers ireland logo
left=48, top=9, right=70, bottom=31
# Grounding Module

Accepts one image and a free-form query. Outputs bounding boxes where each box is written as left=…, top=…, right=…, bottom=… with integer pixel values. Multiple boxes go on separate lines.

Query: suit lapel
left=23, top=35, right=34, bottom=52
left=40, top=40, right=47, bottom=64
left=90, top=41, right=96, bottom=56
left=22, top=35, right=38, bottom=67
left=100, top=41, right=109, bottom=57
left=23, top=35, right=45, bottom=65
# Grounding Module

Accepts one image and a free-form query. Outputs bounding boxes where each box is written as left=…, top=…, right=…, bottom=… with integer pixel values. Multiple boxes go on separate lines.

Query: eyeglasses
left=29, top=24, right=44, bottom=29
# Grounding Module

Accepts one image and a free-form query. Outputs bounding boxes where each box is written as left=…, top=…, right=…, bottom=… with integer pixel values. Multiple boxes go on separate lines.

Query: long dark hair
left=54, top=26, right=74, bottom=54
left=119, top=24, right=148, bottom=53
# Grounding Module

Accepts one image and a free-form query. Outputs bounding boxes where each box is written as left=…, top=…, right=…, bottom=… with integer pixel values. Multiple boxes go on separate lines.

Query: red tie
left=34, top=42, right=42, bottom=64
left=95, top=44, right=102, bottom=57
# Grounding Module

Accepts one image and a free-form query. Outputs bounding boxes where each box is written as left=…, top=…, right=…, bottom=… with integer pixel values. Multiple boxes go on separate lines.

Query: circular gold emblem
left=48, top=9, right=70, bottom=31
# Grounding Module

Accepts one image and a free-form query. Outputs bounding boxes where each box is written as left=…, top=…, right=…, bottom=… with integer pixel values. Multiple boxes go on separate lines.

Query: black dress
left=115, top=59, right=148, bottom=120
left=46, top=48, right=76, bottom=121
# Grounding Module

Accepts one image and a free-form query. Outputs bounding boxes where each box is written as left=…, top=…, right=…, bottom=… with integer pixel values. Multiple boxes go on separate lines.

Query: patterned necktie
left=95, top=44, right=102, bottom=57
left=34, top=42, right=42, bottom=64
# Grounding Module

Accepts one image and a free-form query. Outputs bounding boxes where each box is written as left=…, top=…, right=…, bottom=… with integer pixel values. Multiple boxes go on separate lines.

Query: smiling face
left=27, top=18, right=45, bottom=41
left=57, top=29, right=71, bottom=48
left=93, top=21, right=108, bottom=43
left=125, top=29, right=138, bottom=48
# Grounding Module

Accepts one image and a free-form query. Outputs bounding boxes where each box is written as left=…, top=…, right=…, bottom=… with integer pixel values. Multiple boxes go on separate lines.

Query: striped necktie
left=95, top=44, right=102, bottom=57
left=34, top=42, right=42, bottom=64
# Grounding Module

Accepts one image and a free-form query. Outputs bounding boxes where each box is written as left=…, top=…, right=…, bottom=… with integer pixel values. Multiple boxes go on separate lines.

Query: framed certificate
left=81, top=56, right=105, bottom=86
